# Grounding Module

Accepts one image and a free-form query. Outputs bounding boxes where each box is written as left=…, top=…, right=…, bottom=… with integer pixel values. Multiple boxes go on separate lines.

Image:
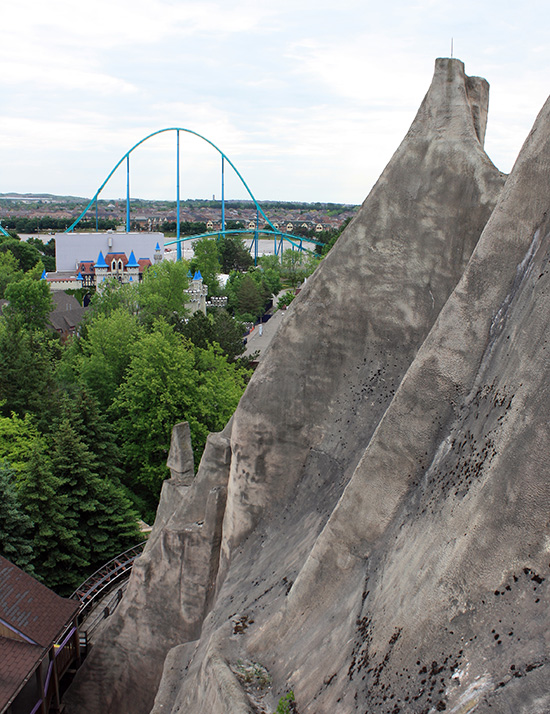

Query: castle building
left=45, top=244, right=163, bottom=291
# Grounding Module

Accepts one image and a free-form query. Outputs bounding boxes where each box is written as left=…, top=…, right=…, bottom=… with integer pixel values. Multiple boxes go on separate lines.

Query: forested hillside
left=0, top=237, right=255, bottom=593
left=0, top=225, right=348, bottom=594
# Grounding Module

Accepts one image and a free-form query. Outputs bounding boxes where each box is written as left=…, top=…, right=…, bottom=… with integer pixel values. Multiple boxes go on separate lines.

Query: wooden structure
left=0, top=557, right=80, bottom=714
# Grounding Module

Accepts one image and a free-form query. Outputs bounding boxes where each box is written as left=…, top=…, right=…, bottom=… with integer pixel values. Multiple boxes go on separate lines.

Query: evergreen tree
left=0, top=463, right=34, bottom=571
left=68, top=391, right=142, bottom=556
left=211, top=310, right=247, bottom=361
left=51, top=412, right=141, bottom=571
left=236, top=273, right=263, bottom=319
left=180, top=311, right=216, bottom=350
left=0, top=320, right=57, bottom=418
left=218, top=236, right=253, bottom=273
left=18, top=446, right=88, bottom=593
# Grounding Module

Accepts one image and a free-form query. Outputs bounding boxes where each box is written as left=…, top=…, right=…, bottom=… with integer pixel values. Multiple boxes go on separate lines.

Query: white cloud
left=2, top=0, right=550, bottom=202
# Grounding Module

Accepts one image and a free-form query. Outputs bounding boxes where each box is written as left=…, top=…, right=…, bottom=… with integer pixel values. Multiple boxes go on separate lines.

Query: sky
left=1, top=0, right=549, bottom=205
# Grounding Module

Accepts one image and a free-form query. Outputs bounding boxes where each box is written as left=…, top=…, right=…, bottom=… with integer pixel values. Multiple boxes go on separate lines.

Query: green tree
left=0, top=238, right=42, bottom=272
left=137, top=259, right=190, bottom=328
left=51, top=411, right=140, bottom=573
left=0, top=251, right=23, bottom=298
left=281, top=250, right=320, bottom=288
left=62, top=308, right=144, bottom=410
left=181, top=310, right=247, bottom=361
left=18, top=445, right=87, bottom=593
left=0, top=463, right=34, bottom=571
left=235, top=273, right=263, bottom=320
left=112, top=322, right=249, bottom=514
left=180, top=311, right=216, bottom=350
left=87, top=278, right=138, bottom=320
left=67, top=389, right=143, bottom=536
left=192, top=342, right=250, bottom=437
left=26, top=237, right=56, bottom=271
left=111, top=323, right=199, bottom=510
left=0, top=318, right=57, bottom=418
left=190, top=237, right=222, bottom=295
left=3, top=274, right=53, bottom=331
left=211, top=310, right=247, bottom=361
left=0, top=412, right=41, bottom=473
left=218, top=235, right=253, bottom=273
left=258, top=263, right=281, bottom=298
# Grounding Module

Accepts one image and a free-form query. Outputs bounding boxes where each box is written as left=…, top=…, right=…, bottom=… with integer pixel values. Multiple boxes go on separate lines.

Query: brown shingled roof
left=0, top=556, right=78, bottom=647
left=0, top=637, right=43, bottom=711
left=0, top=557, right=79, bottom=711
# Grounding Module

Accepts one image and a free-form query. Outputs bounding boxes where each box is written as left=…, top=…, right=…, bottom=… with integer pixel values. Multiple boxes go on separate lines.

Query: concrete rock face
left=63, top=58, right=538, bottom=714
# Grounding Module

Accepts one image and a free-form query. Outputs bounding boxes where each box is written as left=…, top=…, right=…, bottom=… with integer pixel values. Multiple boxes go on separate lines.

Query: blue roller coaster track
left=65, top=127, right=322, bottom=261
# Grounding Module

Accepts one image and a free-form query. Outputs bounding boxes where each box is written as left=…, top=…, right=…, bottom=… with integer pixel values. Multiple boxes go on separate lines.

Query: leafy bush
left=274, top=690, right=296, bottom=714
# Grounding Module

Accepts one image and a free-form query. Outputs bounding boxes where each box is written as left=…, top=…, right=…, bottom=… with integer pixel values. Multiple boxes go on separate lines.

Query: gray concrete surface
left=64, top=58, right=527, bottom=714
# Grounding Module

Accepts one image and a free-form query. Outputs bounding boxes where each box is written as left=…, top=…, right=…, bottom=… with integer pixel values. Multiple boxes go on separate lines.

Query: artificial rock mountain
left=65, top=58, right=550, bottom=714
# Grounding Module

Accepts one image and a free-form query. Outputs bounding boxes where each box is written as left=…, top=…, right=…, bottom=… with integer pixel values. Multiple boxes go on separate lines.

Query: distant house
left=48, top=292, right=88, bottom=341
left=0, top=556, right=80, bottom=714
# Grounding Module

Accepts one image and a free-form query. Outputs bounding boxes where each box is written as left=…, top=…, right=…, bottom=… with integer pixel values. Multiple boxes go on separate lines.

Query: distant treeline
left=2, top=216, right=118, bottom=232
left=132, top=199, right=357, bottom=214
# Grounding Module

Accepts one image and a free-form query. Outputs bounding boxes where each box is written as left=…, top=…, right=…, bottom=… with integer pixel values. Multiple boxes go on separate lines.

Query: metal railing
left=71, top=541, right=146, bottom=619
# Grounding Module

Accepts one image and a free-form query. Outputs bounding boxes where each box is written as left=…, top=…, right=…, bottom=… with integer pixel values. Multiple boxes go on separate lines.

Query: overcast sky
left=1, top=0, right=549, bottom=204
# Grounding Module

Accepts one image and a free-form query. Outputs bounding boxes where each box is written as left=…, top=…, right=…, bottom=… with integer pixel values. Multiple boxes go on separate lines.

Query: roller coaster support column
left=95, top=198, right=98, bottom=231
left=126, top=155, right=130, bottom=233
left=221, top=156, right=225, bottom=239
left=254, top=209, right=259, bottom=264
left=176, top=130, right=182, bottom=260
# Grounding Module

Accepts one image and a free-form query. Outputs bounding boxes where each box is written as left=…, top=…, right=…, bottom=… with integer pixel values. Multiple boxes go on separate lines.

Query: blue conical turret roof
left=77, top=272, right=83, bottom=281
left=96, top=251, right=107, bottom=268
left=40, top=269, right=47, bottom=280
left=155, top=242, right=161, bottom=251
left=193, top=270, right=202, bottom=281
left=127, top=250, right=139, bottom=268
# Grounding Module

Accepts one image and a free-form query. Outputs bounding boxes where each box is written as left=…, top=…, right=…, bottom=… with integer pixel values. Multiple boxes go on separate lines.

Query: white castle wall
left=55, top=232, right=165, bottom=272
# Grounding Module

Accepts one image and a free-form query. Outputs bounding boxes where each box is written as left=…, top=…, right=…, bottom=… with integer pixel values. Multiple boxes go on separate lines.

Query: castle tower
left=94, top=251, right=108, bottom=288
left=186, top=270, right=208, bottom=315
left=153, top=242, right=163, bottom=265
left=125, top=251, right=140, bottom=284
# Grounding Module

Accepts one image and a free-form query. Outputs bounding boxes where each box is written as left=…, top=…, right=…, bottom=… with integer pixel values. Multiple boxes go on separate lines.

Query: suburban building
left=48, top=292, right=88, bottom=340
